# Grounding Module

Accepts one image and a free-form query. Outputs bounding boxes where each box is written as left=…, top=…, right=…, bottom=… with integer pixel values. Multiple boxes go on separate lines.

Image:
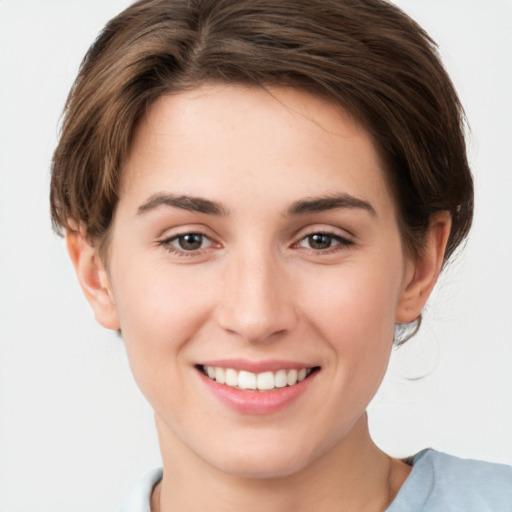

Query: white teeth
left=203, top=366, right=314, bottom=391
left=287, top=369, right=298, bottom=386
left=274, top=369, right=287, bottom=388
left=239, top=370, right=257, bottom=390
left=215, top=367, right=226, bottom=384
left=225, top=368, right=238, bottom=387
left=257, top=371, right=274, bottom=391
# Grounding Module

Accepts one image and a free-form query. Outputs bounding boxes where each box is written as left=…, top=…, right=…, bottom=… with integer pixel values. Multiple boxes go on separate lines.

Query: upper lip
left=196, top=358, right=318, bottom=373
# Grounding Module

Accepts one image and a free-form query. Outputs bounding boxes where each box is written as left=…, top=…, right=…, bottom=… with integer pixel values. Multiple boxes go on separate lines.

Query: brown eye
left=307, top=234, right=334, bottom=250
left=297, top=232, right=353, bottom=252
left=177, top=233, right=204, bottom=251
left=160, top=232, right=214, bottom=254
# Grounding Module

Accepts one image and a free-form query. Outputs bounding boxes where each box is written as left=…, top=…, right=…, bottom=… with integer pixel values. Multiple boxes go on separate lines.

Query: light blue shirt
left=386, top=449, right=512, bottom=511
left=119, top=449, right=512, bottom=511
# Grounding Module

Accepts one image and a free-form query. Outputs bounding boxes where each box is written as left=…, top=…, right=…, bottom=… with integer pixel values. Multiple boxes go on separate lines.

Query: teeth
left=239, top=370, right=257, bottom=390
left=274, top=369, right=287, bottom=388
left=215, top=367, right=225, bottom=384
left=257, top=371, right=274, bottom=391
left=225, top=368, right=238, bottom=387
left=287, top=369, right=298, bottom=386
left=202, top=366, right=314, bottom=391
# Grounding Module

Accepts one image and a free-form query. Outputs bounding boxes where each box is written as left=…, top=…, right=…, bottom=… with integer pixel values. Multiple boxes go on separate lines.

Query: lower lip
left=197, top=369, right=318, bottom=415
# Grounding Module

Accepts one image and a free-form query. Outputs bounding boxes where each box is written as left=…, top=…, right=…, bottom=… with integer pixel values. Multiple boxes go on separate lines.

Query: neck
left=152, top=413, right=411, bottom=512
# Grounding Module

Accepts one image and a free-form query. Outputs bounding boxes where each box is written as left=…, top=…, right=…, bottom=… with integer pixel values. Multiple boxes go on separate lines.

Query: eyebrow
left=137, top=193, right=228, bottom=216
left=137, top=192, right=376, bottom=218
left=287, top=194, right=376, bottom=217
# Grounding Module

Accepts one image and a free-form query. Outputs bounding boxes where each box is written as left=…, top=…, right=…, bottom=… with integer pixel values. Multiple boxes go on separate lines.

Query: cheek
left=108, top=258, right=215, bottom=397
left=112, top=255, right=209, bottom=332
left=308, top=262, right=400, bottom=338
left=305, top=262, right=402, bottom=393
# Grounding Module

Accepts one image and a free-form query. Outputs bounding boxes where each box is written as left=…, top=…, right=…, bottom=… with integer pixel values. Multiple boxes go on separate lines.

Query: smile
left=199, top=365, right=317, bottom=391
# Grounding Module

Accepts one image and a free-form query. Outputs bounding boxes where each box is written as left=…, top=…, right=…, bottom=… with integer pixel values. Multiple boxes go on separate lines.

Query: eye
left=174, top=233, right=207, bottom=251
left=159, top=232, right=214, bottom=254
left=300, top=233, right=339, bottom=250
left=297, top=232, right=353, bottom=252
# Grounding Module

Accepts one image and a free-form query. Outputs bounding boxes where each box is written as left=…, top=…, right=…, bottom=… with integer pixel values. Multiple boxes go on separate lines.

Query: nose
left=215, top=251, right=298, bottom=344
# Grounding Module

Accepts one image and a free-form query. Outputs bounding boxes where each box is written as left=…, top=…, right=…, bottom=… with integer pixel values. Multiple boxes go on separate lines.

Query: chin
left=215, top=452, right=312, bottom=480
left=202, top=431, right=327, bottom=480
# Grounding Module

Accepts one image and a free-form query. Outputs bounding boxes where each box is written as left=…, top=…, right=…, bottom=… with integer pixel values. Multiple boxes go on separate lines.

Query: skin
left=68, top=84, right=451, bottom=511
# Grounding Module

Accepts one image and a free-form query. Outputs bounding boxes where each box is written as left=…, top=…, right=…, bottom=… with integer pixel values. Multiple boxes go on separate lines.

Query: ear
left=66, top=227, right=120, bottom=330
left=395, top=211, right=452, bottom=323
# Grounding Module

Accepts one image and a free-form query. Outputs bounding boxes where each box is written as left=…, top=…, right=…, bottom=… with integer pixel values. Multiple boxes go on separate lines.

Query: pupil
left=309, top=234, right=331, bottom=249
left=179, top=234, right=202, bottom=250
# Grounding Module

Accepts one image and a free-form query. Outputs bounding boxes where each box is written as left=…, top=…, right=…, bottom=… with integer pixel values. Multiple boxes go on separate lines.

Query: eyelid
left=291, top=224, right=355, bottom=243
left=291, top=225, right=355, bottom=254
left=297, top=233, right=340, bottom=248
left=156, top=225, right=223, bottom=257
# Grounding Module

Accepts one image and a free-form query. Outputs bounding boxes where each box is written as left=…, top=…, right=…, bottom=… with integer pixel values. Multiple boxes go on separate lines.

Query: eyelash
left=294, top=231, right=354, bottom=254
left=157, top=230, right=354, bottom=257
left=157, top=232, right=214, bottom=257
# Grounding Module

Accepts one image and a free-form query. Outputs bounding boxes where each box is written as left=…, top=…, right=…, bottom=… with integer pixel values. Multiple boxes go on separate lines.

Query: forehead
left=119, top=84, right=395, bottom=218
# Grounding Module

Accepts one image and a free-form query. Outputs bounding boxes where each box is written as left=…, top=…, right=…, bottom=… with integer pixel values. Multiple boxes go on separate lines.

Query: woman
left=49, top=0, right=512, bottom=510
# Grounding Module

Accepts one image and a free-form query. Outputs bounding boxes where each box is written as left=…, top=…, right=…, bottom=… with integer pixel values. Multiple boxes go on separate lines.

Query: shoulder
left=418, top=449, right=512, bottom=488
left=387, top=449, right=512, bottom=512
left=118, top=467, right=162, bottom=512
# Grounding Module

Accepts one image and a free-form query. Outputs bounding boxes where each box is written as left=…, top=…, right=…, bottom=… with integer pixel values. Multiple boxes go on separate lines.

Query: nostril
left=214, top=267, right=299, bottom=343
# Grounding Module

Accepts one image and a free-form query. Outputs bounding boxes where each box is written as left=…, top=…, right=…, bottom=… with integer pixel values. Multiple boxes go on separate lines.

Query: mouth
left=197, top=364, right=320, bottom=392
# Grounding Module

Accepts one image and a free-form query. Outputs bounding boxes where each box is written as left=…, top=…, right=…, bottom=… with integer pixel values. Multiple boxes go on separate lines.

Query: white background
left=0, top=1, right=511, bottom=510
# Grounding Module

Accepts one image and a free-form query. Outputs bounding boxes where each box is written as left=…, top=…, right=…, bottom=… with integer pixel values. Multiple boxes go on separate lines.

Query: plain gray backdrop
left=1, top=1, right=511, bottom=510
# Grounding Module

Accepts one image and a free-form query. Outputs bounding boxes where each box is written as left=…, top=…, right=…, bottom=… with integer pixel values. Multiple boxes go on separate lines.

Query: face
left=100, top=85, right=417, bottom=478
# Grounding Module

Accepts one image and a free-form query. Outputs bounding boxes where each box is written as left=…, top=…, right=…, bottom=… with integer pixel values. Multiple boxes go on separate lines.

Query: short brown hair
left=50, top=0, right=473, bottom=265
